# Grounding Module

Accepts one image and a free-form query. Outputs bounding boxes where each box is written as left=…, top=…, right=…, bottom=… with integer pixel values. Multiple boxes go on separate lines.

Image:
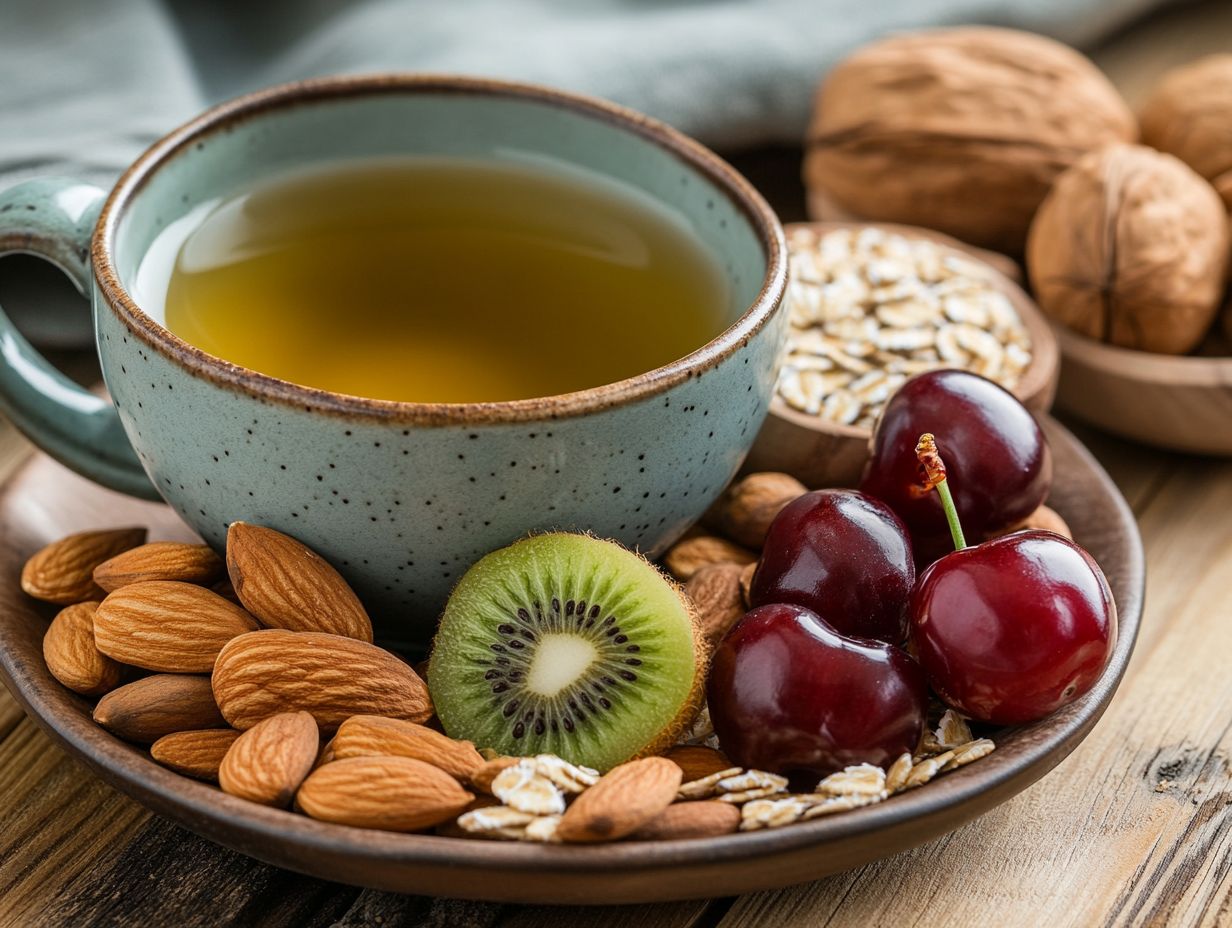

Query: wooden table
left=3, top=3, right=1232, bottom=924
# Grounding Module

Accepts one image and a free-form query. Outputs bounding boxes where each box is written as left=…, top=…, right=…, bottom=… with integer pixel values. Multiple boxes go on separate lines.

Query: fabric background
left=2, top=0, right=1172, bottom=188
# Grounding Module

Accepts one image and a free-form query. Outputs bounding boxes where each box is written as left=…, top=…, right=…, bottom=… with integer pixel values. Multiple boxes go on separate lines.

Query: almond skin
left=22, top=528, right=147, bottom=605
left=226, top=522, right=373, bottom=641
left=212, top=629, right=433, bottom=733
left=332, top=716, right=484, bottom=781
left=705, top=472, right=807, bottom=548
left=93, top=581, right=259, bottom=673
left=663, top=536, right=757, bottom=582
left=43, top=601, right=123, bottom=696
left=630, top=800, right=741, bottom=840
left=556, top=756, right=683, bottom=843
left=93, top=674, right=225, bottom=743
left=297, top=756, right=473, bottom=831
left=662, top=744, right=735, bottom=782
left=685, top=563, right=748, bottom=647
left=469, top=756, right=520, bottom=794
left=150, top=729, right=241, bottom=782
left=94, top=542, right=224, bottom=592
left=219, top=711, right=319, bottom=807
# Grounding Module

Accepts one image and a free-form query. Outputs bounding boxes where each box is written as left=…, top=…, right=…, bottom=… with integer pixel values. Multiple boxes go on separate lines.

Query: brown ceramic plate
left=0, top=417, right=1142, bottom=905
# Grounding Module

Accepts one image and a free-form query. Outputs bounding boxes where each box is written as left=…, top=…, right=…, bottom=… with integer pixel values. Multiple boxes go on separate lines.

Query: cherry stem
left=915, top=433, right=967, bottom=551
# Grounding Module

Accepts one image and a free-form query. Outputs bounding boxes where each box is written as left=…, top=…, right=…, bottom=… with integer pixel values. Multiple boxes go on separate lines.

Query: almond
left=219, top=711, right=319, bottom=807
left=150, top=729, right=241, bottom=782
left=662, top=744, right=735, bottom=782
left=296, top=755, right=473, bottom=831
left=470, top=756, right=520, bottom=794
left=706, top=472, right=807, bottom=548
left=663, top=536, right=757, bottom=582
left=629, top=800, right=741, bottom=840
left=685, top=563, right=748, bottom=647
left=93, top=674, right=225, bottom=743
left=226, top=522, right=373, bottom=641
left=211, top=629, right=433, bottom=733
left=555, top=756, right=682, bottom=843
left=21, top=527, right=147, bottom=604
left=94, top=542, right=224, bottom=592
left=332, top=716, right=483, bottom=781
left=94, top=581, right=259, bottom=673
left=43, top=601, right=123, bottom=696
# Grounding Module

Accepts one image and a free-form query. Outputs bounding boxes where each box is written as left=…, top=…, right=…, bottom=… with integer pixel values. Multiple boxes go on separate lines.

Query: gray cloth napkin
left=2, top=0, right=1168, bottom=190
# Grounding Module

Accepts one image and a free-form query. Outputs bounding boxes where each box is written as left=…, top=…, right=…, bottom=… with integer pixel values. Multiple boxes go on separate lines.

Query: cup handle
left=0, top=178, right=157, bottom=499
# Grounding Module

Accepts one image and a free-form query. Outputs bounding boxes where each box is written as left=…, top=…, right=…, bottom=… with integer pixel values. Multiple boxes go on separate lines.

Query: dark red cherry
left=749, top=490, right=914, bottom=643
left=860, top=370, right=1051, bottom=565
left=707, top=603, right=928, bottom=779
left=910, top=531, right=1117, bottom=725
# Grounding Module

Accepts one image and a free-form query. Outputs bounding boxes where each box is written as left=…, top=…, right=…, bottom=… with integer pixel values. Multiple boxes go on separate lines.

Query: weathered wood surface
left=3, top=2, right=1232, bottom=923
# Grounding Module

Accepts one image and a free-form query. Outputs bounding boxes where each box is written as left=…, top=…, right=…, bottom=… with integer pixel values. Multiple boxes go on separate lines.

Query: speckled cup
left=0, top=76, right=787, bottom=645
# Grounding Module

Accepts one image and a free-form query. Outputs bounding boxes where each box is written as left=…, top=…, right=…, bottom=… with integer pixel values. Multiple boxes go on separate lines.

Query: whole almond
left=94, top=581, right=259, bottom=673
left=43, top=601, right=123, bottom=696
left=685, top=563, right=748, bottom=647
left=93, top=674, right=225, bottom=743
left=151, top=729, right=241, bottom=782
left=212, top=629, right=433, bottom=733
left=556, top=757, right=682, bottom=843
left=470, top=756, right=520, bottom=794
left=226, top=522, right=373, bottom=641
left=332, top=716, right=483, bottom=781
left=22, top=527, right=147, bottom=605
left=662, top=744, right=735, bottom=782
left=663, top=536, right=757, bottom=582
left=707, top=472, right=807, bottom=548
left=297, top=755, right=473, bottom=831
left=94, top=542, right=224, bottom=592
left=219, top=711, right=319, bottom=807
left=630, top=800, right=741, bottom=840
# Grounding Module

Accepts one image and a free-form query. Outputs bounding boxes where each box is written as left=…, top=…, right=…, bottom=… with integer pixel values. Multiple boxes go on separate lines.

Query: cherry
left=908, top=435, right=1116, bottom=725
left=707, top=603, right=928, bottom=779
left=860, top=370, right=1052, bottom=566
left=749, top=490, right=914, bottom=643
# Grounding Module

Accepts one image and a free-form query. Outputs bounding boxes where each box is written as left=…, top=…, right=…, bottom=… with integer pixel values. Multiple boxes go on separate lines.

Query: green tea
left=161, top=158, right=729, bottom=403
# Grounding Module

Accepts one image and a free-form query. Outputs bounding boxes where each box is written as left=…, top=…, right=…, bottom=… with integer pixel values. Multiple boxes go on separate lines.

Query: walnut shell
left=1026, top=144, right=1228, bottom=355
left=1140, top=55, right=1232, bottom=211
left=805, top=27, right=1135, bottom=254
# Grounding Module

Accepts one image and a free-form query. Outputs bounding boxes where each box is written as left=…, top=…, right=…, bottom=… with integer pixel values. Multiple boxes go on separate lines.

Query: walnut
left=804, top=27, right=1135, bottom=254
left=1026, top=144, right=1228, bottom=355
left=1140, top=55, right=1232, bottom=211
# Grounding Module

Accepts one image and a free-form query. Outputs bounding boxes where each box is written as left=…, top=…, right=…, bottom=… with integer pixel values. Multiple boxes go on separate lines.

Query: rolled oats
left=491, top=759, right=567, bottom=815
left=815, top=763, right=887, bottom=797
left=934, top=710, right=974, bottom=750
left=778, top=227, right=1032, bottom=427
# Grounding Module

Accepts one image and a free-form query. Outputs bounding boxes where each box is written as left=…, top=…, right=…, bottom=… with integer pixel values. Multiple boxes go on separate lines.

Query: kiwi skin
left=427, top=533, right=709, bottom=771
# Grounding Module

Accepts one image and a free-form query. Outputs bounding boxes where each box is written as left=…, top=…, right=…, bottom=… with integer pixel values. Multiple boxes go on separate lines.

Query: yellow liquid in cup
left=163, top=159, right=730, bottom=403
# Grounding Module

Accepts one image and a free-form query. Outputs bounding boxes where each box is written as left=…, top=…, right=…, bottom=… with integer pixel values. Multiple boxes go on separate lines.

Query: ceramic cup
left=0, top=76, right=787, bottom=645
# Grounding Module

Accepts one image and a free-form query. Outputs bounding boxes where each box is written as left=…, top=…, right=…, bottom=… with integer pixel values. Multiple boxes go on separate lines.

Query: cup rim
left=92, top=73, right=787, bottom=425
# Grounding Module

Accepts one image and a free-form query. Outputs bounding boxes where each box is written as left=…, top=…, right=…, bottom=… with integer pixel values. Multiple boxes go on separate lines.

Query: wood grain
left=0, top=2, right=1229, bottom=924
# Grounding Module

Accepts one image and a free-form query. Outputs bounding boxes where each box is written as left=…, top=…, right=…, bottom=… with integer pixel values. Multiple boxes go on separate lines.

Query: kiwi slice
left=427, top=533, right=704, bottom=772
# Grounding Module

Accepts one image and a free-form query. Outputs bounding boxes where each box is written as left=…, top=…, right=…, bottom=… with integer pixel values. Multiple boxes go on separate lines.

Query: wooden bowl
left=0, top=418, right=1141, bottom=904
left=1051, top=323, right=1232, bottom=455
left=744, top=221, right=1060, bottom=488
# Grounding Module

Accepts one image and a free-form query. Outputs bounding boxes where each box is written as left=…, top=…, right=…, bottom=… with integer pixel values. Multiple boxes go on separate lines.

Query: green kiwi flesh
left=427, top=533, right=702, bottom=772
